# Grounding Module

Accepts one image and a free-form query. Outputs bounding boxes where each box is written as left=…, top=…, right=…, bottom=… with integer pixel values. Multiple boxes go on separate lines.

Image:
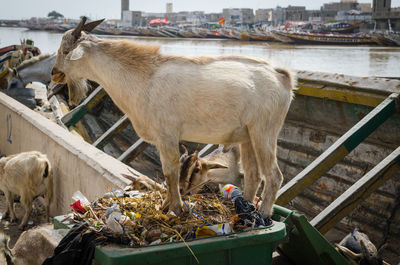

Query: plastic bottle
left=221, top=184, right=242, bottom=201
left=221, top=184, right=272, bottom=228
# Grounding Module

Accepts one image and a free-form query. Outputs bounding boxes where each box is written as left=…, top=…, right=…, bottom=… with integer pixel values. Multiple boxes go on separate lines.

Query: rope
left=182, top=199, right=211, bottom=226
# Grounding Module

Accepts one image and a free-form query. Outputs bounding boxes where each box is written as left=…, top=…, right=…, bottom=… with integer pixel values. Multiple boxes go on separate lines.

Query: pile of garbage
left=69, top=184, right=272, bottom=247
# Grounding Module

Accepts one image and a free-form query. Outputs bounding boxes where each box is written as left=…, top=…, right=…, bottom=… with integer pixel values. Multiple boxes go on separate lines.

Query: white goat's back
left=2, top=151, right=51, bottom=198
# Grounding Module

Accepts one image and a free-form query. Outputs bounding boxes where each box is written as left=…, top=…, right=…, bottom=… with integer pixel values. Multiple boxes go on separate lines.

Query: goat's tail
left=274, top=67, right=297, bottom=93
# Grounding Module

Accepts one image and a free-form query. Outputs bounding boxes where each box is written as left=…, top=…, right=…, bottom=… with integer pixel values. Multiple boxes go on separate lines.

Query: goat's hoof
left=168, top=203, right=183, bottom=217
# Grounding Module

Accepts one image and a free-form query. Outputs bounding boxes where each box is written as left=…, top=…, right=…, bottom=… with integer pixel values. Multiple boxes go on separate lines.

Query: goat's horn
left=181, top=144, right=188, bottom=156
left=72, top=16, right=87, bottom=40
left=377, top=243, right=388, bottom=256
left=83, top=18, right=105, bottom=33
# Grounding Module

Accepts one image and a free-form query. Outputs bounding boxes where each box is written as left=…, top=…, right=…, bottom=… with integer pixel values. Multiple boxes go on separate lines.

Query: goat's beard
left=67, top=78, right=88, bottom=106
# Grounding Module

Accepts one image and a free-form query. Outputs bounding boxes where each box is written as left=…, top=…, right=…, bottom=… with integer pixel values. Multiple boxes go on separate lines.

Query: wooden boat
left=0, top=41, right=41, bottom=88
left=271, top=30, right=295, bottom=43
left=275, top=31, right=378, bottom=45
left=370, top=32, right=399, bottom=46
left=1, top=53, right=399, bottom=264
left=384, top=32, right=400, bottom=46
left=71, top=72, right=400, bottom=264
left=321, top=22, right=362, bottom=34
left=249, top=28, right=275, bottom=41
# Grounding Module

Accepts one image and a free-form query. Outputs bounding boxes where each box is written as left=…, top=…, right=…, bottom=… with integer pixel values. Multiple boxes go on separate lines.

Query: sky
left=1, top=0, right=400, bottom=20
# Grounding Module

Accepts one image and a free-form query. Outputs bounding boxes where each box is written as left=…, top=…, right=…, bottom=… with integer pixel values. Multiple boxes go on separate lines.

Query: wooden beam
left=311, top=146, right=400, bottom=234
left=93, top=114, right=130, bottom=149
left=118, top=138, right=149, bottom=163
left=198, top=144, right=217, bottom=157
left=295, top=82, right=386, bottom=107
left=62, top=86, right=107, bottom=127
left=276, top=93, right=399, bottom=206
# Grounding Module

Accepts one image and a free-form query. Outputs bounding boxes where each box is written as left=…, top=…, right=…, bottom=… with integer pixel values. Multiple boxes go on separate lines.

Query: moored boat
left=0, top=40, right=41, bottom=88
left=275, top=31, right=378, bottom=45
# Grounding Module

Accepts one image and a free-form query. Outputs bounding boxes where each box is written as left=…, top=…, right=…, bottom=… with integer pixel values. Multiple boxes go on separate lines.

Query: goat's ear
left=69, top=44, right=86, bottom=61
left=207, top=162, right=228, bottom=170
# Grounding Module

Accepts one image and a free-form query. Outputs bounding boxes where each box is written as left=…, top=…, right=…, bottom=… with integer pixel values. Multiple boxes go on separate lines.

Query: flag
left=218, top=17, right=225, bottom=25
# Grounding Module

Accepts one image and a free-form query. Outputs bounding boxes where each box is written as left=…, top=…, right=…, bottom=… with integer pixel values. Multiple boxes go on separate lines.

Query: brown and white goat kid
left=51, top=17, right=295, bottom=218
left=0, top=151, right=53, bottom=229
left=335, top=228, right=389, bottom=265
left=179, top=145, right=241, bottom=194
left=0, top=225, right=61, bottom=265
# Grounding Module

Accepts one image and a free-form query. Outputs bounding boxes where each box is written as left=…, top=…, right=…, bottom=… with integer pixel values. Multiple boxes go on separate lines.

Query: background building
left=222, top=8, right=254, bottom=25
left=121, top=10, right=142, bottom=26
left=166, top=3, right=173, bottom=14
left=255, top=9, right=269, bottom=24
left=321, top=0, right=358, bottom=22
left=372, top=0, right=400, bottom=30
left=121, top=0, right=129, bottom=20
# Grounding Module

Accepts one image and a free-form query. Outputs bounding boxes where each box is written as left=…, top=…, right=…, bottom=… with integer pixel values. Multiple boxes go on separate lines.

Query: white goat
left=0, top=151, right=53, bottom=229
left=179, top=145, right=241, bottom=194
left=51, top=17, right=294, bottom=218
left=0, top=225, right=60, bottom=265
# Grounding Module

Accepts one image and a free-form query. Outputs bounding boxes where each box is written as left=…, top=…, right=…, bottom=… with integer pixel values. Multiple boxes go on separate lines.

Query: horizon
left=1, top=0, right=400, bottom=20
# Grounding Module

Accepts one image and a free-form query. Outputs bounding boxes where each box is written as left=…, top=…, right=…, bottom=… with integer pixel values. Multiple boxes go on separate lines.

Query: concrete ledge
left=0, top=92, right=132, bottom=215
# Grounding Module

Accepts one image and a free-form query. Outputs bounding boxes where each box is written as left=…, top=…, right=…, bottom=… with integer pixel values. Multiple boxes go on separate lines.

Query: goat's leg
left=240, top=142, right=261, bottom=202
left=248, top=126, right=283, bottom=218
left=4, top=191, right=17, bottom=222
left=157, top=142, right=182, bottom=216
left=45, top=195, right=50, bottom=222
left=19, top=195, right=32, bottom=230
left=3, top=191, right=11, bottom=219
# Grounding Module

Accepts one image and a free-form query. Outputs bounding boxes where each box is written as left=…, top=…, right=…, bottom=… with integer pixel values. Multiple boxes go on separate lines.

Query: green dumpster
left=54, top=216, right=286, bottom=265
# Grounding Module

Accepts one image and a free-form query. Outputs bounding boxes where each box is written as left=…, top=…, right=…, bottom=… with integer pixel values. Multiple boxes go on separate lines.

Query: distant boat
left=273, top=31, right=377, bottom=45
left=321, top=22, right=362, bottom=34
left=0, top=41, right=41, bottom=89
left=249, top=28, right=275, bottom=41
left=384, top=32, right=400, bottom=46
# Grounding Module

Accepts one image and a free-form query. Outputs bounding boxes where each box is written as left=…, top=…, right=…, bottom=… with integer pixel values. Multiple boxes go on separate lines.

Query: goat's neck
left=83, top=40, right=156, bottom=115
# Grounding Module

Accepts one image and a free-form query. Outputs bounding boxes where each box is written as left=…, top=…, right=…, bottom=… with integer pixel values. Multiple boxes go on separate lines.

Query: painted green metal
left=311, top=146, right=400, bottom=234
left=273, top=205, right=349, bottom=265
left=93, top=114, right=130, bottom=149
left=94, top=222, right=287, bottom=265
left=53, top=215, right=75, bottom=230
left=62, top=86, right=107, bottom=127
left=277, top=93, right=399, bottom=206
left=118, top=138, right=149, bottom=163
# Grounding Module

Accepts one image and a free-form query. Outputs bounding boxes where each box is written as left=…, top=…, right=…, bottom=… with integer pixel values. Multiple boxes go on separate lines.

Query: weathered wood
left=296, top=82, right=386, bottom=107
left=198, top=144, right=217, bottom=157
left=118, top=138, right=149, bottom=163
left=277, top=93, right=399, bottom=206
left=62, top=86, right=107, bottom=127
left=93, top=114, right=130, bottom=149
left=310, top=146, right=400, bottom=234
left=296, top=70, right=400, bottom=97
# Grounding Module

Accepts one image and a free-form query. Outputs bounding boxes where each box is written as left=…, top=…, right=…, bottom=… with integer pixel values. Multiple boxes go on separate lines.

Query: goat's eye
left=193, top=168, right=200, bottom=173
left=63, top=51, right=69, bottom=55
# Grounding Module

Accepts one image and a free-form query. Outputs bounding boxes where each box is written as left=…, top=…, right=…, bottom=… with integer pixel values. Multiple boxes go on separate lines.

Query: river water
left=1, top=27, right=400, bottom=77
